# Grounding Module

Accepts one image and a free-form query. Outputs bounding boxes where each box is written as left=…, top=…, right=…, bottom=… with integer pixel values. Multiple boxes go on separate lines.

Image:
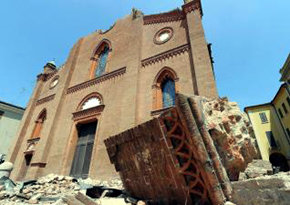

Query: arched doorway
left=269, top=153, right=289, bottom=172
left=70, top=92, right=104, bottom=179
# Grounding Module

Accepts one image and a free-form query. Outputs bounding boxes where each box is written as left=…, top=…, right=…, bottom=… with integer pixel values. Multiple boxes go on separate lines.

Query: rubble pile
left=1, top=95, right=288, bottom=205
left=231, top=171, right=290, bottom=205
left=238, top=160, right=273, bottom=180
left=202, top=97, right=260, bottom=180
left=0, top=174, right=126, bottom=205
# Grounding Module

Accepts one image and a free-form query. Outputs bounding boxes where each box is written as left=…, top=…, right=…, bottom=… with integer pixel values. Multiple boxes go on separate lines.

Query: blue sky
left=0, top=0, right=289, bottom=110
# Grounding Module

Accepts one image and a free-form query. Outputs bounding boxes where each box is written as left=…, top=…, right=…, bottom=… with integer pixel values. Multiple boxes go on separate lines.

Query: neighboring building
left=0, top=101, right=25, bottom=156
left=245, top=55, right=290, bottom=171
left=8, top=0, right=218, bottom=181
left=280, top=54, right=290, bottom=83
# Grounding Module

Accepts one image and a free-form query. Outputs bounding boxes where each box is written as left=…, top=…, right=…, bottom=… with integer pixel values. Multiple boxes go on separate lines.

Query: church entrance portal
left=70, top=121, right=97, bottom=179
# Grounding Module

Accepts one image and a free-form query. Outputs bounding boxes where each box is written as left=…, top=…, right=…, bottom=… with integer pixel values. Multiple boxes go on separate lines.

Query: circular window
left=50, top=76, right=59, bottom=89
left=154, top=27, right=173, bottom=45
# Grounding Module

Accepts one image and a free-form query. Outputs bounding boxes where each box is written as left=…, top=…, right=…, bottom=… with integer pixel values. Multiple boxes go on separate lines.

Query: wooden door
left=70, top=121, right=97, bottom=178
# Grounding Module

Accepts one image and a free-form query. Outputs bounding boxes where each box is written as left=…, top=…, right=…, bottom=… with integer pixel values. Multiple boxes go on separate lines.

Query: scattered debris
left=0, top=174, right=132, bottom=205
left=231, top=172, right=290, bottom=205
left=238, top=160, right=273, bottom=180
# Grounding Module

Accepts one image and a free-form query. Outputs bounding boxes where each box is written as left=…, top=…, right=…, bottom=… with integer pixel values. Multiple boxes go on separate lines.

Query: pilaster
left=7, top=75, right=45, bottom=180
left=183, top=0, right=218, bottom=98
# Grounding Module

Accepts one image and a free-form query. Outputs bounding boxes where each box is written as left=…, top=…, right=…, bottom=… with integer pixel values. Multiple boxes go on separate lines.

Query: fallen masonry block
left=105, top=112, right=224, bottom=204
left=63, top=194, right=85, bottom=205
left=231, top=172, right=290, bottom=205
left=75, top=192, right=98, bottom=205
left=238, top=160, right=273, bottom=181
left=105, top=94, right=259, bottom=205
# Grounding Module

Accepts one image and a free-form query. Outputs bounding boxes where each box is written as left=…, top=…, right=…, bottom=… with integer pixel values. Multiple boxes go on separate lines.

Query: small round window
left=50, top=76, right=59, bottom=89
left=154, top=27, right=173, bottom=45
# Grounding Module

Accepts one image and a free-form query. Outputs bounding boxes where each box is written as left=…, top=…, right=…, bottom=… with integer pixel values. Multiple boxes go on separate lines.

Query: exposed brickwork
left=105, top=118, right=190, bottom=204
left=105, top=106, right=228, bottom=204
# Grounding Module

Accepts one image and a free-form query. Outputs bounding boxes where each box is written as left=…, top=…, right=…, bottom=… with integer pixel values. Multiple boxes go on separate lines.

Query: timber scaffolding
left=104, top=94, right=234, bottom=205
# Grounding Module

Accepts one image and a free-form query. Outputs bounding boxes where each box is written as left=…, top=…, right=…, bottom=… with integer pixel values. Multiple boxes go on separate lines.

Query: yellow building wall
left=273, top=87, right=290, bottom=138
left=247, top=105, right=289, bottom=161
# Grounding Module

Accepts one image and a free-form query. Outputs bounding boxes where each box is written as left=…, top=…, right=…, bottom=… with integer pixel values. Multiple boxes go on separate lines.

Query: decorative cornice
left=37, top=70, right=58, bottom=82
left=182, top=0, right=203, bottom=17
left=24, top=138, right=40, bottom=155
left=67, top=67, right=126, bottom=94
left=31, top=162, right=47, bottom=168
left=72, top=105, right=105, bottom=121
left=27, top=137, right=40, bottom=143
left=141, top=44, right=190, bottom=67
left=23, top=150, right=34, bottom=155
left=36, top=94, right=55, bottom=106
left=143, top=10, right=184, bottom=25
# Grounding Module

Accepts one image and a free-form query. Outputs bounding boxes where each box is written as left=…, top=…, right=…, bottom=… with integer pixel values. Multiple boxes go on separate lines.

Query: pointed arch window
left=152, top=67, right=179, bottom=111
left=95, top=46, right=109, bottom=77
left=162, top=78, right=176, bottom=108
left=90, top=40, right=112, bottom=79
left=31, top=109, right=46, bottom=139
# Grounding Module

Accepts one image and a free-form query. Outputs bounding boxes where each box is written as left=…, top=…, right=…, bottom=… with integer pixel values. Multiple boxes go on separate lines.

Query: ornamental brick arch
left=76, top=92, right=103, bottom=111
left=89, top=39, right=112, bottom=79
left=152, top=67, right=179, bottom=110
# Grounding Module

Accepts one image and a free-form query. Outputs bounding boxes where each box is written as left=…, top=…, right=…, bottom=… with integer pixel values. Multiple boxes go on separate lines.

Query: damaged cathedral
left=6, top=0, right=262, bottom=204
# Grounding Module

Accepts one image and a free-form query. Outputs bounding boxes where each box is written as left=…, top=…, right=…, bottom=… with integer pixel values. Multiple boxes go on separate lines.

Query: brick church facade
left=8, top=0, right=218, bottom=181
